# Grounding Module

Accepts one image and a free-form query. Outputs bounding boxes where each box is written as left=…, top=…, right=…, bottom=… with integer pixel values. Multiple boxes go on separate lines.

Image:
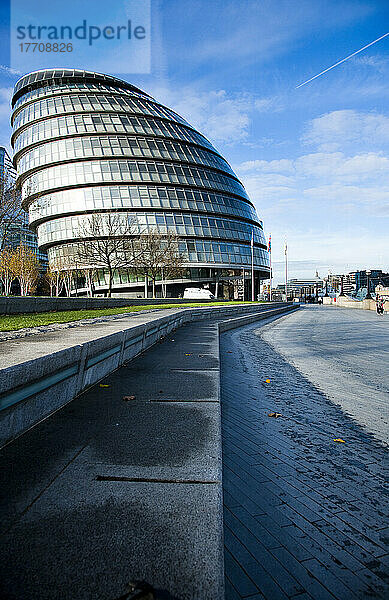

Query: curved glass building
left=11, top=69, right=270, bottom=297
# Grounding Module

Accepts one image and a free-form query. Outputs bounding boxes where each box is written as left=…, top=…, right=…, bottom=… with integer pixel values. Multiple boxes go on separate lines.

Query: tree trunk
left=152, top=278, right=156, bottom=298
left=2, top=275, right=11, bottom=296
left=86, top=270, right=93, bottom=297
left=20, top=278, right=27, bottom=296
left=108, top=267, right=113, bottom=297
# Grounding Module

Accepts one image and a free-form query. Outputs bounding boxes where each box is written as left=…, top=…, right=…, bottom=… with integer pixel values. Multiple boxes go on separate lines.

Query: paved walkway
left=0, top=321, right=223, bottom=600
left=221, top=309, right=388, bottom=600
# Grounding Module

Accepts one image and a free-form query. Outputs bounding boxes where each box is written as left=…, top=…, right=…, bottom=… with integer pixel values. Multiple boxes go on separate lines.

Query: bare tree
left=75, top=213, right=138, bottom=297
left=11, top=244, right=40, bottom=296
left=0, top=248, right=14, bottom=295
left=132, top=229, right=183, bottom=298
left=45, top=265, right=59, bottom=297
left=46, top=258, right=71, bottom=297
left=82, top=267, right=96, bottom=297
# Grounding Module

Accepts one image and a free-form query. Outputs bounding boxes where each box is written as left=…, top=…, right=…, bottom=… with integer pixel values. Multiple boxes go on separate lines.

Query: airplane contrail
left=296, top=32, right=389, bottom=88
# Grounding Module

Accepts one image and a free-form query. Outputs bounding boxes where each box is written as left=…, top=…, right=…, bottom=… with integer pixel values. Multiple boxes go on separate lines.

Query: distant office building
left=0, top=146, right=16, bottom=181
left=342, top=272, right=356, bottom=295
left=287, top=278, right=324, bottom=296
left=327, top=272, right=356, bottom=295
left=0, top=146, right=47, bottom=266
left=6, top=212, right=48, bottom=267
left=11, top=69, right=270, bottom=297
left=354, top=270, right=389, bottom=293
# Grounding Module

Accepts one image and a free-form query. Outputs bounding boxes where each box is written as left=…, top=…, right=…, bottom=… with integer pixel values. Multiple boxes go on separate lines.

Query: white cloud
left=236, top=150, right=389, bottom=212
left=147, top=87, right=251, bottom=144
left=0, top=87, right=13, bottom=115
left=0, top=65, right=21, bottom=76
left=235, top=150, right=389, bottom=282
left=295, top=151, right=389, bottom=182
left=303, top=183, right=389, bottom=214
left=148, top=86, right=282, bottom=146
left=303, top=110, right=389, bottom=151
left=0, top=88, right=13, bottom=156
left=238, top=158, right=294, bottom=174
left=254, top=96, right=284, bottom=113
left=352, top=54, right=389, bottom=73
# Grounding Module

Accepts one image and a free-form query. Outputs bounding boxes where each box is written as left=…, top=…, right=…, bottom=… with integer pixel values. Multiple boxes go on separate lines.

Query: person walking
left=376, top=296, right=384, bottom=315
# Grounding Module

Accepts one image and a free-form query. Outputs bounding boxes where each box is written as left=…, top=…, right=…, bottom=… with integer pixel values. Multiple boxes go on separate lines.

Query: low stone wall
left=0, top=295, right=229, bottom=315
left=218, top=304, right=299, bottom=332
left=323, top=297, right=377, bottom=311
left=0, top=303, right=295, bottom=447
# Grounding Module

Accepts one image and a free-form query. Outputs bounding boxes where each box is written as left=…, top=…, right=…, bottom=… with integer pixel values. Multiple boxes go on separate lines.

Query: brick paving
left=221, top=317, right=389, bottom=600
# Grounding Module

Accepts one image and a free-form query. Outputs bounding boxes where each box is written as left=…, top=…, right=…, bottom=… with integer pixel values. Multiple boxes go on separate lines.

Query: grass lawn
left=0, top=301, right=263, bottom=332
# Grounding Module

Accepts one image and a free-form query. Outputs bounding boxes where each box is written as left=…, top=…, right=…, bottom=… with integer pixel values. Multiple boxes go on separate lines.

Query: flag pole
left=268, top=234, right=272, bottom=301
left=285, top=241, right=288, bottom=301
left=251, top=230, right=254, bottom=301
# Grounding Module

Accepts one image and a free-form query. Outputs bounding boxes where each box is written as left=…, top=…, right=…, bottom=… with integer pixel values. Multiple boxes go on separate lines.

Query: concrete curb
left=218, top=304, right=299, bottom=333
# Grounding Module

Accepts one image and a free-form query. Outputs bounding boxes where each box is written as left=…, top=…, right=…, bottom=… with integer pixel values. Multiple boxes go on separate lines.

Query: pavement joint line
left=95, top=475, right=220, bottom=484
left=150, top=398, right=219, bottom=403
left=170, top=368, right=219, bottom=372
left=0, top=442, right=89, bottom=537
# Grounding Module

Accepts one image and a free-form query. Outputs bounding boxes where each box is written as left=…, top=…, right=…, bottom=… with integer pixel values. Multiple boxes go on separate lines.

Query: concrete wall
left=323, top=296, right=377, bottom=311
left=0, top=296, right=229, bottom=315
left=218, top=305, right=299, bottom=332
left=0, top=303, right=296, bottom=447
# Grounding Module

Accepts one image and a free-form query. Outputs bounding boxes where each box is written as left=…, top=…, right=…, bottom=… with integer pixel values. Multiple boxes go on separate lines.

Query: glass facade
left=12, top=69, right=270, bottom=294
left=0, top=146, right=48, bottom=268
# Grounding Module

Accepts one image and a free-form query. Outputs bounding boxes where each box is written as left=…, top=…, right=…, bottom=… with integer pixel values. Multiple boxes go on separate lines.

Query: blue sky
left=1, top=0, right=388, bottom=282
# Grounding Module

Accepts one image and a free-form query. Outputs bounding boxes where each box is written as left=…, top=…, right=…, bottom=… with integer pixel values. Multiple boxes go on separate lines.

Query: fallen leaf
left=99, top=384, right=110, bottom=388
left=265, top=378, right=271, bottom=383
left=334, top=438, right=346, bottom=443
left=123, top=395, right=136, bottom=401
left=268, top=412, right=282, bottom=418
left=114, top=580, right=154, bottom=600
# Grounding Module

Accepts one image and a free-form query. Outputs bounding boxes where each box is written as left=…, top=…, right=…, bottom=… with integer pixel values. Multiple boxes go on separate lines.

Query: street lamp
left=365, top=270, right=372, bottom=299
left=339, top=275, right=345, bottom=296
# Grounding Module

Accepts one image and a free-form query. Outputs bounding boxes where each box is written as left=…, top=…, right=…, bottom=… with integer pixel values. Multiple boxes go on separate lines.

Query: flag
left=267, top=234, right=271, bottom=253
left=284, top=242, right=287, bottom=255
left=251, top=230, right=254, bottom=248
